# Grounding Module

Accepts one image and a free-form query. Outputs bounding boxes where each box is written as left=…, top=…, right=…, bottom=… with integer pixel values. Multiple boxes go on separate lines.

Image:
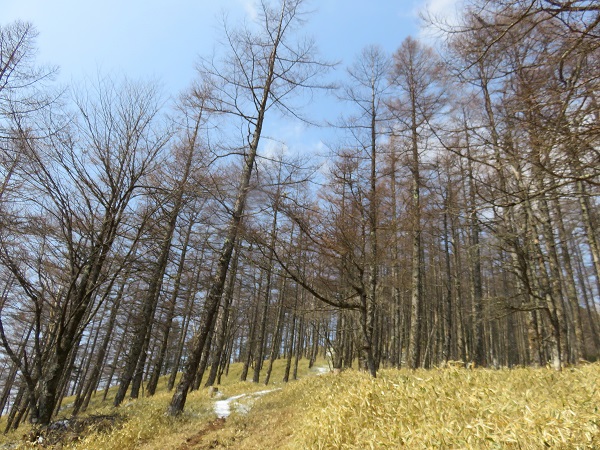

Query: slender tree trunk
left=192, top=309, right=219, bottom=391
left=253, top=191, right=281, bottom=383
left=534, top=172, right=568, bottom=368
left=552, top=196, right=584, bottom=363
left=264, top=276, right=287, bottom=385
left=333, top=311, right=344, bottom=369
left=218, top=327, right=236, bottom=384
left=205, top=242, right=240, bottom=387
left=102, top=314, right=132, bottom=402
left=146, top=218, right=194, bottom=396
left=408, top=97, right=422, bottom=370
left=4, top=384, right=26, bottom=433
left=465, top=144, right=485, bottom=367
left=293, top=314, right=304, bottom=380
left=283, top=286, right=299, bottom=383
left=389, top=150, right=402, bottom=367
left=241, top=273, right=263, bottom=382
left=362, top=92, right=378, bottom=378
left=442, top=199, right=453, bottom=364
left=168, top=95, right=267, bottom=416
left=167, top=260, right=204, bottom=391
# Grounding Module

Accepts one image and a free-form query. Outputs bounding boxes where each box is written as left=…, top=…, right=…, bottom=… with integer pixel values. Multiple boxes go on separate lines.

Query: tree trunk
left=252, top=195, right=281, bottom=383
left=466, top=144, right=485, bottom=367
left=114, top=214, right=178, bottom=406
left=407, top=112, right=422, bottom=370
left=205, top=242, right=240, bottom=387
left=146, top=218, right=194, bottom=396
left=114, top=120, right=198, bottom=406
left=241, top=272, right=263, bottom=382
left=264, top=276, right=287, bottom=385
left=167, top=260, right=204, bottom=391
left=442, top=200, right=453, bottom=364
left=283, top=286, right=299, bottom=383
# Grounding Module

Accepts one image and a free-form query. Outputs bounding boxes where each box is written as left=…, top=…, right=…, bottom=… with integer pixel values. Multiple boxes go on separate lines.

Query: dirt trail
left=177, top=418, right=226, bottom=450
left=180, top=366, right=329, bottom=449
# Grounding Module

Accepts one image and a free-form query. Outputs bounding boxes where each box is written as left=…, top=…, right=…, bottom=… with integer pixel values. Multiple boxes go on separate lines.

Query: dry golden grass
left=4, top=361, right=600, bottom=449
left=293, top=365, right=600, bottom=449
left=0, top=358, right=324, bottom=449
left=188, top=363, right=600, bottom=449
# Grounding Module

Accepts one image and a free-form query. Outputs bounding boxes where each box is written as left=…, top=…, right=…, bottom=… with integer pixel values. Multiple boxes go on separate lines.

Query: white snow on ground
left=214, top=393, right=246, bottom=418
left=213, top=368, right=329, bottom=418
left=213, top=388, right=282, bottom=418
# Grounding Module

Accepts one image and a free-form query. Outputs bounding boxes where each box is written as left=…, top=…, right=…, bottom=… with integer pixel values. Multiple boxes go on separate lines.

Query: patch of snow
left=213, top=388, right=282, bottom=418
left=214, top=393, right=246, bottom=419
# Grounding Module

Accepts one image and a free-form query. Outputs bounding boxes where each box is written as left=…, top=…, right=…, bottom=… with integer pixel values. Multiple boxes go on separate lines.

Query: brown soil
left=178, top=418, right=227, bottom=450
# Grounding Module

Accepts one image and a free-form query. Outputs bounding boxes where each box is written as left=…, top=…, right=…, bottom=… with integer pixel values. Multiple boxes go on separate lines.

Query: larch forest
left=0, top=0, right=599, bottom=438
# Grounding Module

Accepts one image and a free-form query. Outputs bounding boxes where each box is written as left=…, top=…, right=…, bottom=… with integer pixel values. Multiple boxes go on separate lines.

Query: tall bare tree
left=0, top=76, right=168, bottom=425
left=389, top=37, right=447, bottom=369
left=167, top=0, right=332, bottom=416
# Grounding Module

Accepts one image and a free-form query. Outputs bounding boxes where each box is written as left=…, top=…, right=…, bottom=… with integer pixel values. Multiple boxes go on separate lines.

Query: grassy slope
left=191, top=363, right=600, bottom=450
left=0, top=358, right=325, bottom=449
left=2, top=361, right=600, bottom=449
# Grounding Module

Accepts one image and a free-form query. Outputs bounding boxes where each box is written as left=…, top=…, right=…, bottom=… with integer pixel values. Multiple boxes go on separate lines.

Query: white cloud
left=261, top=138, right=289, bottom=159
left=425, top=0, right=461, bottom=17
left=238, top=0, right=259, bottom=21
left=413, top=0, right=463, bottom=45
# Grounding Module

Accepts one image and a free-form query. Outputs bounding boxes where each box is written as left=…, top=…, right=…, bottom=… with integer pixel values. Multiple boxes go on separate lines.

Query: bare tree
left=0, top=76, right=168, bottom=425
left=167, top=0, right=332, bottom=416
left=389, top=37, right=448, bottom=369
left=113, top=87, right=210, bottom=406
left=329, top=45, right=391, bottom=376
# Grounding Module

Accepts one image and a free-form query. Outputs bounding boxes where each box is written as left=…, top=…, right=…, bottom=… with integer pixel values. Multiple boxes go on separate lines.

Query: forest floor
left=2, top=360, right=600, bottom=449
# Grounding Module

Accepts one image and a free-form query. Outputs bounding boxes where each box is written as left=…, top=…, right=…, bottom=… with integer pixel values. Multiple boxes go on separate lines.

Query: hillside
left=2, top=361, right=600, bottom=449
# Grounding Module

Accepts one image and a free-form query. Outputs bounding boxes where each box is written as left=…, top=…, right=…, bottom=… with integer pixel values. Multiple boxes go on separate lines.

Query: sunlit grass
left=235, top=364, right=600, bottom=449
left=0, top=357, right=326, bottom=449
left=291, top=365, right=600, bottom=449
left=5, top=360, right=597, bottom=449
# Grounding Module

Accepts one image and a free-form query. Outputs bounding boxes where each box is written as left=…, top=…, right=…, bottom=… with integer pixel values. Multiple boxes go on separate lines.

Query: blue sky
left=3, top=0, right=458, bottom=155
